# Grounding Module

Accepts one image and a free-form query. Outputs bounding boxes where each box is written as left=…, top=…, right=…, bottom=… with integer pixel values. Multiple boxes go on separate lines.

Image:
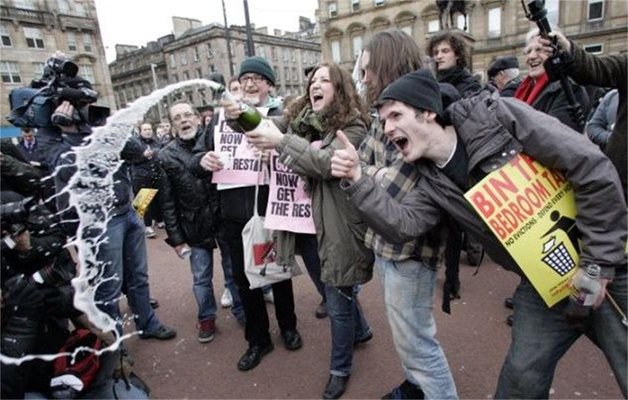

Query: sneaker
left=139, top=324, right=177, bottom=340
left=145, top=227, right=157, bottom=238
left=263, top=291, right=274, bottom=304
left=221, top=290, right=233, bottom=308
left=198, top=319, right=216, bottom=343
left=382, top=380, right=425, bottom=399
left=354, top=330, right=373, bottom=347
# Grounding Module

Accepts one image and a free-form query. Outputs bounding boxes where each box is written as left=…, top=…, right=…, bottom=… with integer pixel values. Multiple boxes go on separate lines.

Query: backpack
left=50, top=329, right=103, bottom=399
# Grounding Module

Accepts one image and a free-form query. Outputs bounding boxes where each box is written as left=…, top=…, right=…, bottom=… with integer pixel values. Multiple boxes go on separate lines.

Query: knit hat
left=487, top=56, right=519, bottom=79
left=377, top=69, right=443, bottom=118
left=239, top=56, right=275, bottom=86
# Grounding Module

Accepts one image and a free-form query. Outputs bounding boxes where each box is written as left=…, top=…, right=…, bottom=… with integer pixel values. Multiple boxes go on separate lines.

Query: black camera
left=5, top=55, right=110, bottom=129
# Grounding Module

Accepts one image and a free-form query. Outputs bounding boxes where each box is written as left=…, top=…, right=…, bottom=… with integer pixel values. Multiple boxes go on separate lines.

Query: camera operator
left=1, top=195, right=80, bottom=398
left=34, top=52, right=175, bottom=340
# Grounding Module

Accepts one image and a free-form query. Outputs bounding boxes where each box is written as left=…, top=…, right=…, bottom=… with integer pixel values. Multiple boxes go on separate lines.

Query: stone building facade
left=108, top=17, right=321, bottom=122
left=0, top=0, right=114, bottom=130
left=317, top=0, right=627, bottom=81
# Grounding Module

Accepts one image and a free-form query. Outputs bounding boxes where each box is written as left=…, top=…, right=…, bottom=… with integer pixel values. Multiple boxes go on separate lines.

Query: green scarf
left=289, top=107, right=326, bottom=142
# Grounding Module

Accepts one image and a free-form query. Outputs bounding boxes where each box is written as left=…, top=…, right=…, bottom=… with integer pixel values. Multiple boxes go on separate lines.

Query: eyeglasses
left=239, top=74, right=265, bottom=84
left=171, top=111, right=195, bottom=122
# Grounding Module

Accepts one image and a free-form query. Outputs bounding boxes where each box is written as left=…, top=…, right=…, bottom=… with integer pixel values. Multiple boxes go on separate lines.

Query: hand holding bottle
left=245, top=120, right=283, bottom=150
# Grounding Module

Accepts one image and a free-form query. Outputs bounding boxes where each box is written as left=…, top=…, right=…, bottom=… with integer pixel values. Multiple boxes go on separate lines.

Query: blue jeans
left=216, top=238, right=244, bottom=320
left=495, top=270, right=627, bottom=398
left=377, top=256, right=458, bottom=399
left=96, top=209, right=160, bottom=333
left=189, top=247, right=217, bottom=321
left=325, top=284, right=371, bottom=377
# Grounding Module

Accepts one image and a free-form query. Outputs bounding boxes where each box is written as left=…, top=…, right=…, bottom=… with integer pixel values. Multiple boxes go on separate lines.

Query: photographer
left=1, top=195, right=79, bottom=398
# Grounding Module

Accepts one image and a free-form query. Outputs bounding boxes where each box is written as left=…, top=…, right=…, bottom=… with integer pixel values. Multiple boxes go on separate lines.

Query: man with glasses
left=190, top=57, right=302, bottom=371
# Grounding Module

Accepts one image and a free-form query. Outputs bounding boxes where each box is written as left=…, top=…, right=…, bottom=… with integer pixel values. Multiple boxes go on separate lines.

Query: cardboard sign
left=264, top=150, right=316, bottom=234
left=212, top=108, right=268, bottom=187
left=464, top=153, right=579, bottom=307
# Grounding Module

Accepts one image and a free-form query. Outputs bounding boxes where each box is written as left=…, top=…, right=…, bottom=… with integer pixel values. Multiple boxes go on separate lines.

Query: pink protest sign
left=264, top=151, right=316, bottom=234
left=212, top=109, right=266, bottom=185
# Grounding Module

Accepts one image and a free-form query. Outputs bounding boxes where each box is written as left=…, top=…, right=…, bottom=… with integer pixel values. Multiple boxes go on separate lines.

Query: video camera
left=5, top=55, right=110, bottom=129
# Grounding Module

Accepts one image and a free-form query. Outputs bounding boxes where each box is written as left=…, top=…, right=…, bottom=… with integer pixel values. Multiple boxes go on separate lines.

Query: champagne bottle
left=218, top=86, right=262, bottom=131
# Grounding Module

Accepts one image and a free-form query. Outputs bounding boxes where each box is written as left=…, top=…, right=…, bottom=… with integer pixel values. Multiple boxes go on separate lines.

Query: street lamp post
left=150, top=63, right=163, bottom=120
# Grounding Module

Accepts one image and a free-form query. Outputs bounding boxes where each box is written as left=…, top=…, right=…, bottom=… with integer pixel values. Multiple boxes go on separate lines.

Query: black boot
left=323, top=374, right=349, bottom=399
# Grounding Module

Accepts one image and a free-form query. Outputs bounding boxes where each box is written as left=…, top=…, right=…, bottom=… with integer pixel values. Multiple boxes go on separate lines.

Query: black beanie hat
left=487, top=56, right=519, bottom=79
left=239, top=56, right=276, bottom=86
left=377, top=69, right=443, bottom=118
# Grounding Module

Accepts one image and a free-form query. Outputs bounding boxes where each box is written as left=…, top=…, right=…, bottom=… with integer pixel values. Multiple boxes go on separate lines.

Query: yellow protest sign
left=132, top=188, right=158, bottom=218
left=464, top=153, right=578, bottom=307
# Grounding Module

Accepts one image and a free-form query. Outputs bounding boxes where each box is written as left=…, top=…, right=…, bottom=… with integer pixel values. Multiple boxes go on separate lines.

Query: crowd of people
left=1, top=26, right=626, bottom=400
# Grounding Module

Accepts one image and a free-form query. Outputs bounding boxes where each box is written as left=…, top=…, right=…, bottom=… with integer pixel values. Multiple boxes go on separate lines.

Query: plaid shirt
left=358, top=116, right=447, bottom=266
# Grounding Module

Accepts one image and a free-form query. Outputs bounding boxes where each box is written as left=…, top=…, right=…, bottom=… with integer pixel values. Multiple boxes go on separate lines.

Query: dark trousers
left=222, top=219, right=297, bottom=347
left=295, top=233, right=325, bottom=301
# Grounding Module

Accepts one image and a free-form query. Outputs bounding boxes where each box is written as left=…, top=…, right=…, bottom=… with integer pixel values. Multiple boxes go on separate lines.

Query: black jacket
left=189, top=103, right=283, bottom=224
left=530, top=80, right=589, bottom=133
left=437, top=66, right=482, bottom=98
left=158, top=130, right=218, bottom=248
left=500, top=77, right=522, bottom=98
left=131, top=136, right=163, bottom=191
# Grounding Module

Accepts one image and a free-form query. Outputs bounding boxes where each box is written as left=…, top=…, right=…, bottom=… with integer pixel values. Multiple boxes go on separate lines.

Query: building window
left=330, top=40, right=341, bottom=63
left=352, top=35, right=363, bottom=60
left=283, top=48, right=289, bottom=62
left=545, top=0, right=559, bottom=26
left=488, top=7, right=501, bottom=38
left=59, top=0, right=70, bottom=13
left=80, top=64, right=94, bottom=82
left=24, top=27, right=44, bottom=49
left=1, top=61, right=22, bottom=84
left=271, top=46, right=277, bottom=61
left=14, top=0, right=36, bottom=9
left=328, top=2, right=337, bottom=18
left=428, top=19, right=439, bottom=33
left=172, top=73, right=179, bottom=83
left=456, top=14, right=468, bottom=31
left=352, top=0, right=360, bottom=12
left=374, top=0, right=384, bottom=5
left=588, top=0, right=604, bottom=21
left=32, top=62, right=44, bottom=78
left=284, top=66, right=290, bottom=82
left=193, top=46, right=200, bottom=62
left=181, top=52, right=188, bottom=65
left=169, top=54, right=176, bottom=67
left=291, top=67, right=297, bottom=82
left=67, top=31, right=77, bottom=51
left=584, top=43, right=603, bottom=54
left=83, top=33, right=92, bottom=52
left=206, top=43, right=213, bottom=58
left=291, top=49, right=296, bottom=62
left=196, top=68, right=202, bottom=78
left=183, top=71, right=190, bottom=80
left=1, top=25, right=12, bottom=47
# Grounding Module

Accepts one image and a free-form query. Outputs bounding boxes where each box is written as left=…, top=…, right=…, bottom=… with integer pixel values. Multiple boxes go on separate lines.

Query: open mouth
left=311, top=93, right=324, bottom=106
left=391, top=136, right=409, bottom=152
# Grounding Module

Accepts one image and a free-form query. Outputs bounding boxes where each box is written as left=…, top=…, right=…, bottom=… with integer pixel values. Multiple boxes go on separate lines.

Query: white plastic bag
left=242, top=181, right=301, bottom=289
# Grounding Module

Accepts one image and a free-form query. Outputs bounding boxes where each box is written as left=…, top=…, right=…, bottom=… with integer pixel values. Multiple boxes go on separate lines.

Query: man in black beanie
left=331, top=68, right=627, bottom=398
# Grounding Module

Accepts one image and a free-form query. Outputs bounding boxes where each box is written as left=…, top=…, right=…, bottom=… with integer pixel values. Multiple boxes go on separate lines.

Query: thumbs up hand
left=331, top=130, right=361, bottom=182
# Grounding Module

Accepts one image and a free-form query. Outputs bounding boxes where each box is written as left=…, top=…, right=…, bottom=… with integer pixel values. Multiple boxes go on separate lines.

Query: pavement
left=123, top=229, right=622, bottom=399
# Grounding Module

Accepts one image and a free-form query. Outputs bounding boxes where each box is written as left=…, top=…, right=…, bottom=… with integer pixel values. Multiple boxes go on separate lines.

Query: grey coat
left=344, top=91, right=626, bottom=279
left=274, top=116, right=374, bottom=287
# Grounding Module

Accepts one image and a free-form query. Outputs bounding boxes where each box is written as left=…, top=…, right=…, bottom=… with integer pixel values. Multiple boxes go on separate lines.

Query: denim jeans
left=216, top=238, right=244, bottom=320
left=495, top=269, right=627, bottom=398
left=96, top=209, right=161, bottom=333
left=189, top=247, right=217, bottom=321
left=376, top=256, right=458, bottom=399
left=295, top=233, right=325, bottom=301
left=325, top=284, right=371, bottom=377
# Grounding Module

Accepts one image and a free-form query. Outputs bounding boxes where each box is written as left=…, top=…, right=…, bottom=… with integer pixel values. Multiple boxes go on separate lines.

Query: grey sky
left=94, top=0, right=319, bottom=63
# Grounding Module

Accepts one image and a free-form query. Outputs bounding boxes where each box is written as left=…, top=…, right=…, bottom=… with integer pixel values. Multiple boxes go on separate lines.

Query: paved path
left=123, top=229, right=622, bottom=399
